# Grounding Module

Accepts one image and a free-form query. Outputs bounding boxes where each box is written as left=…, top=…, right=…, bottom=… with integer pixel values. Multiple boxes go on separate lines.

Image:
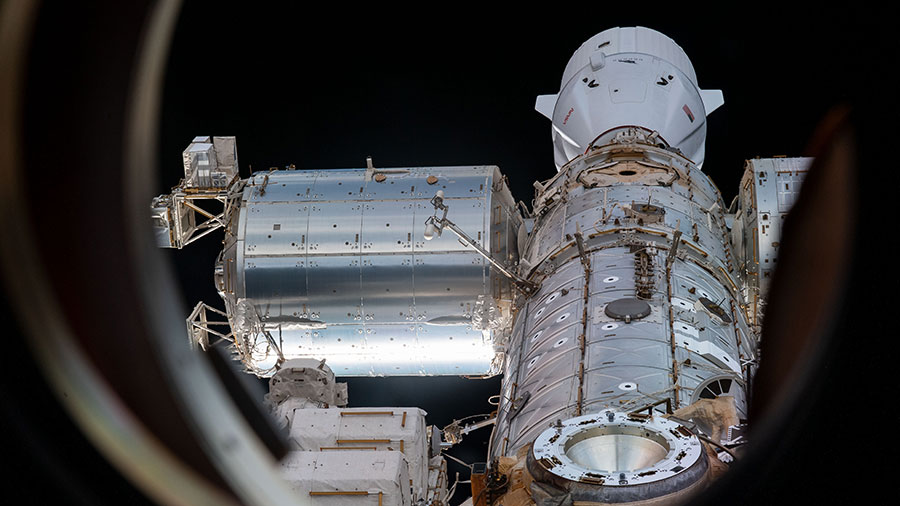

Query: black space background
left=2, top=3, right=896, bottom=505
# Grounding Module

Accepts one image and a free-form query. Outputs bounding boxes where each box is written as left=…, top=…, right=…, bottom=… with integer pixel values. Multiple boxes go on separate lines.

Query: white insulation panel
left=281, top=450, right=411, bottom=506
left=286, top=408, right=428, bottom=499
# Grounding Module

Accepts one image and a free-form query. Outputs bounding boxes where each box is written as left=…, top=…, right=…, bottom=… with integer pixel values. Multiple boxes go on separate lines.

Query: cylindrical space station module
left=486, top=27, right=751, bottom=503
left=488, top=127, right=751, bottom=502
left=153, top=26, right=810, bottom=506
left=217, top=165, right=521, bottom=377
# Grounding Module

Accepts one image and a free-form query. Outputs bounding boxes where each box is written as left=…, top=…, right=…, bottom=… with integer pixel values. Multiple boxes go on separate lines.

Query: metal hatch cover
left=604, top=297, right=652, bottom=323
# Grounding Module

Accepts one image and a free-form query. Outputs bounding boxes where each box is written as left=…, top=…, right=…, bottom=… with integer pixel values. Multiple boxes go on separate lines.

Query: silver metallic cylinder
left=220, top=165, right=522, bottom=376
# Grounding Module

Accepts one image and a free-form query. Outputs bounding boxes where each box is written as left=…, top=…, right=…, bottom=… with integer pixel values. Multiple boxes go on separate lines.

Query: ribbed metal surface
left=734, top=157, right=812, bottom=327
left=492, top=133, right=756, bottom=458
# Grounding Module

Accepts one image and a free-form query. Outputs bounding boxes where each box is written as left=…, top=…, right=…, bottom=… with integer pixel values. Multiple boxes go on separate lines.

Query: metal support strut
left=425, top=191, right=537, bottom=295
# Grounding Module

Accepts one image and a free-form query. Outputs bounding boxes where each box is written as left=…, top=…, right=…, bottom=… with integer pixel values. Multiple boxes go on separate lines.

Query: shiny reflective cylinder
left=221, top=166, right=521, bottom=376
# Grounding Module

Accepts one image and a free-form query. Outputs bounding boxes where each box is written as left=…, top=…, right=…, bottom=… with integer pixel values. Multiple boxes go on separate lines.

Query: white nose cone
left=536, top=27, right=723, bottom=170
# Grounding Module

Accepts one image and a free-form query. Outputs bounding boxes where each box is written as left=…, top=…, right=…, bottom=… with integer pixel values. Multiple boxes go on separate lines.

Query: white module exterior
left=536, top=27, right=723, bottom=171
left=181, top=135, right=239, bottom=188
left=282, top=408, right=429, bottom=499
left=266, top=363, right=447, bottom=504
left=731, top=157, right=812, bottom=327
left=280, top=450, right=412, bottom=506
left=559, top=27, right=698, bottom=89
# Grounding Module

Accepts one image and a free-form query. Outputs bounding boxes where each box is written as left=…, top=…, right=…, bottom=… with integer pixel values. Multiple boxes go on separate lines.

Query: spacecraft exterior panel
left=540, top=27, right=723, bottom=170
left=551, top=52, right=706, bottom=168
left=266, top=361, right=446, bottom=505
left=560, top=27, right=699, bottom=90
left=280, top=450, right=412, bottom=506
left=490, top=134, right=755, bottom=465
left=283, top=407, right=429, bottom=498
left=213, top=166, right=521, bottom=376
left=181, top=135, right=239, bottom=189
left=733, top=157, right=813, bottom=327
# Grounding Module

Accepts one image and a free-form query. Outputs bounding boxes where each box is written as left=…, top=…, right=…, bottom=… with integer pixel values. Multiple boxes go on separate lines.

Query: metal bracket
left=186, top=301, right=235, bottom=350
left=424, top=191, right=537, bottom=295
left=666, top=229, right=683, bottom=269
left=574, top=222, right=591, bottom=272
left=152, top=177, right=244, bottom=249
left=441, top=413, right=497, bottom=447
